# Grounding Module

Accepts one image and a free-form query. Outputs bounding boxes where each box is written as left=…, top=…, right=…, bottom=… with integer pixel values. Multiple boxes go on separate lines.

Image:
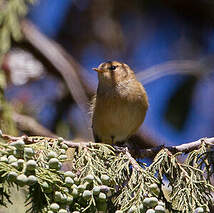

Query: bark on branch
left=1, top=131, right=213, bottom=158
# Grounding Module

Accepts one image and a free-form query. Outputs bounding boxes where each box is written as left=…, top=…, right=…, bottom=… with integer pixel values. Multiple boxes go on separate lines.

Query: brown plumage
left=91, top=61, right=149, bottom=145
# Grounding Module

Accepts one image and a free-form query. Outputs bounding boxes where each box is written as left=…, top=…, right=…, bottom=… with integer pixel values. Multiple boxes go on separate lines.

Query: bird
left=91, top=61, right=149, bottom=145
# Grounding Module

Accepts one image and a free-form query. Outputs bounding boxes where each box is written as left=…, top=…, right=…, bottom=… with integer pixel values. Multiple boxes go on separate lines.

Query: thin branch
left=125, top=148, right=142, bottom=172
left=21, top=19, right=93, bottom=140
left=136, top=60, right=205, bottom=84
left=138, top=137, right=214, bottom=158
left=170, top=137, right=214, bottom=152
left=12, top=112, right=57, bottom=138
left=1, top=132, right=214, bottom=158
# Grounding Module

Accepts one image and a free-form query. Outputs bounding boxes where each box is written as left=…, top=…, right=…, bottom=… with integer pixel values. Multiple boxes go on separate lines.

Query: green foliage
left=0, top=135, right=213, bottom=213
left=0, top=88, right=18, bottom=135
left=0, top=0, right=35, bottom=55
left=148, top=145, right=214, bottom=212
left=0, top=73, right=17, bottom=135
left=0, top=0, right=35, bottom=135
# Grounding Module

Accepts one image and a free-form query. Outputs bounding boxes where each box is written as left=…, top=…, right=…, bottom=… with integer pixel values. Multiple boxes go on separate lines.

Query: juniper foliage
left=0, top=134, right=213, bottom=213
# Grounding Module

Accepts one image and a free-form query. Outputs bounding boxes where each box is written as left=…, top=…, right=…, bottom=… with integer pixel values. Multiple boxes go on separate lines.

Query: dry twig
left=12, top=112, right=57, bottom=138
left=21, top=19, right=93, bottom=140
left=136, top=60, right=204, bottom=84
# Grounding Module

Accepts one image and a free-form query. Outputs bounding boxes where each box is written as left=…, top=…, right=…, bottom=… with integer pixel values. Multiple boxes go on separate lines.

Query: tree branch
left=138, top=137, right=214, bottom=158
left=12, top=112, right=57, bottom=138
left=136, top=60, right=205, bottom=84
left=1, top=132, right=213, bottom=158
left=21, top=19, right=93, bottom=140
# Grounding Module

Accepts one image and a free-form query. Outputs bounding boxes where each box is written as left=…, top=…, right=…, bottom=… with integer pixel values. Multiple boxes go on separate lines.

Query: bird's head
left=93, top=61, right=135, bottom=86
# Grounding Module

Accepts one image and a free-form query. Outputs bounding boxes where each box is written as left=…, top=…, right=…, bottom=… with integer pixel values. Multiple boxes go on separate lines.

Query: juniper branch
left=1, top=132, right=214, bottom=156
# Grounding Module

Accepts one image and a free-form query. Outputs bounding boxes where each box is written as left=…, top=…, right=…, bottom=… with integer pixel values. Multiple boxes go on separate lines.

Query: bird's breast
left=92, top=90, right=147, bottom=144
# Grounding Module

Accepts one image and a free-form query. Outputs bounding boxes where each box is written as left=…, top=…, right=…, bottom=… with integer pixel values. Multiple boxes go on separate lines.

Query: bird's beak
left=93, top=68, right=104, bottom=73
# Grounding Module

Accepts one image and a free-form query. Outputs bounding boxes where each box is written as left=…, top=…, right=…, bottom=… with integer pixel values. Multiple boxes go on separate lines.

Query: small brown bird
left=91, top=61, right=149, bottom=145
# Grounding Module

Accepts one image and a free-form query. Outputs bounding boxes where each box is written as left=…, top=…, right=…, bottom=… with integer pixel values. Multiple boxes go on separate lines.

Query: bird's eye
left=109, top=65, right=117, bottom=71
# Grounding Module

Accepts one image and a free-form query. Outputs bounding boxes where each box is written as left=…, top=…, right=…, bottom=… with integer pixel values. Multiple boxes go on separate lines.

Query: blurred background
left=1, top=0, right=214, bottom=149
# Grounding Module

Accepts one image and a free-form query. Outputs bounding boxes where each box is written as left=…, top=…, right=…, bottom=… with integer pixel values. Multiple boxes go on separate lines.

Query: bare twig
left=21, top=19, right=93, bottom=140
left=136, top=60, right=205, bottom=84
left=138, top=137, right=214, bottom=158
left=170, top=137, right=214, bottom=152
left=12, top=112, right=57, bottom=138
left=125, top=148, right=142, bottom=171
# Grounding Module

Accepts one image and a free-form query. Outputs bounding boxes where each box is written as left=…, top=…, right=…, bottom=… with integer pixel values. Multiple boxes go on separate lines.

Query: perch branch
left=138, top=137, right=214, bottom=158
left=1, top=132, right=214, bottom=158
